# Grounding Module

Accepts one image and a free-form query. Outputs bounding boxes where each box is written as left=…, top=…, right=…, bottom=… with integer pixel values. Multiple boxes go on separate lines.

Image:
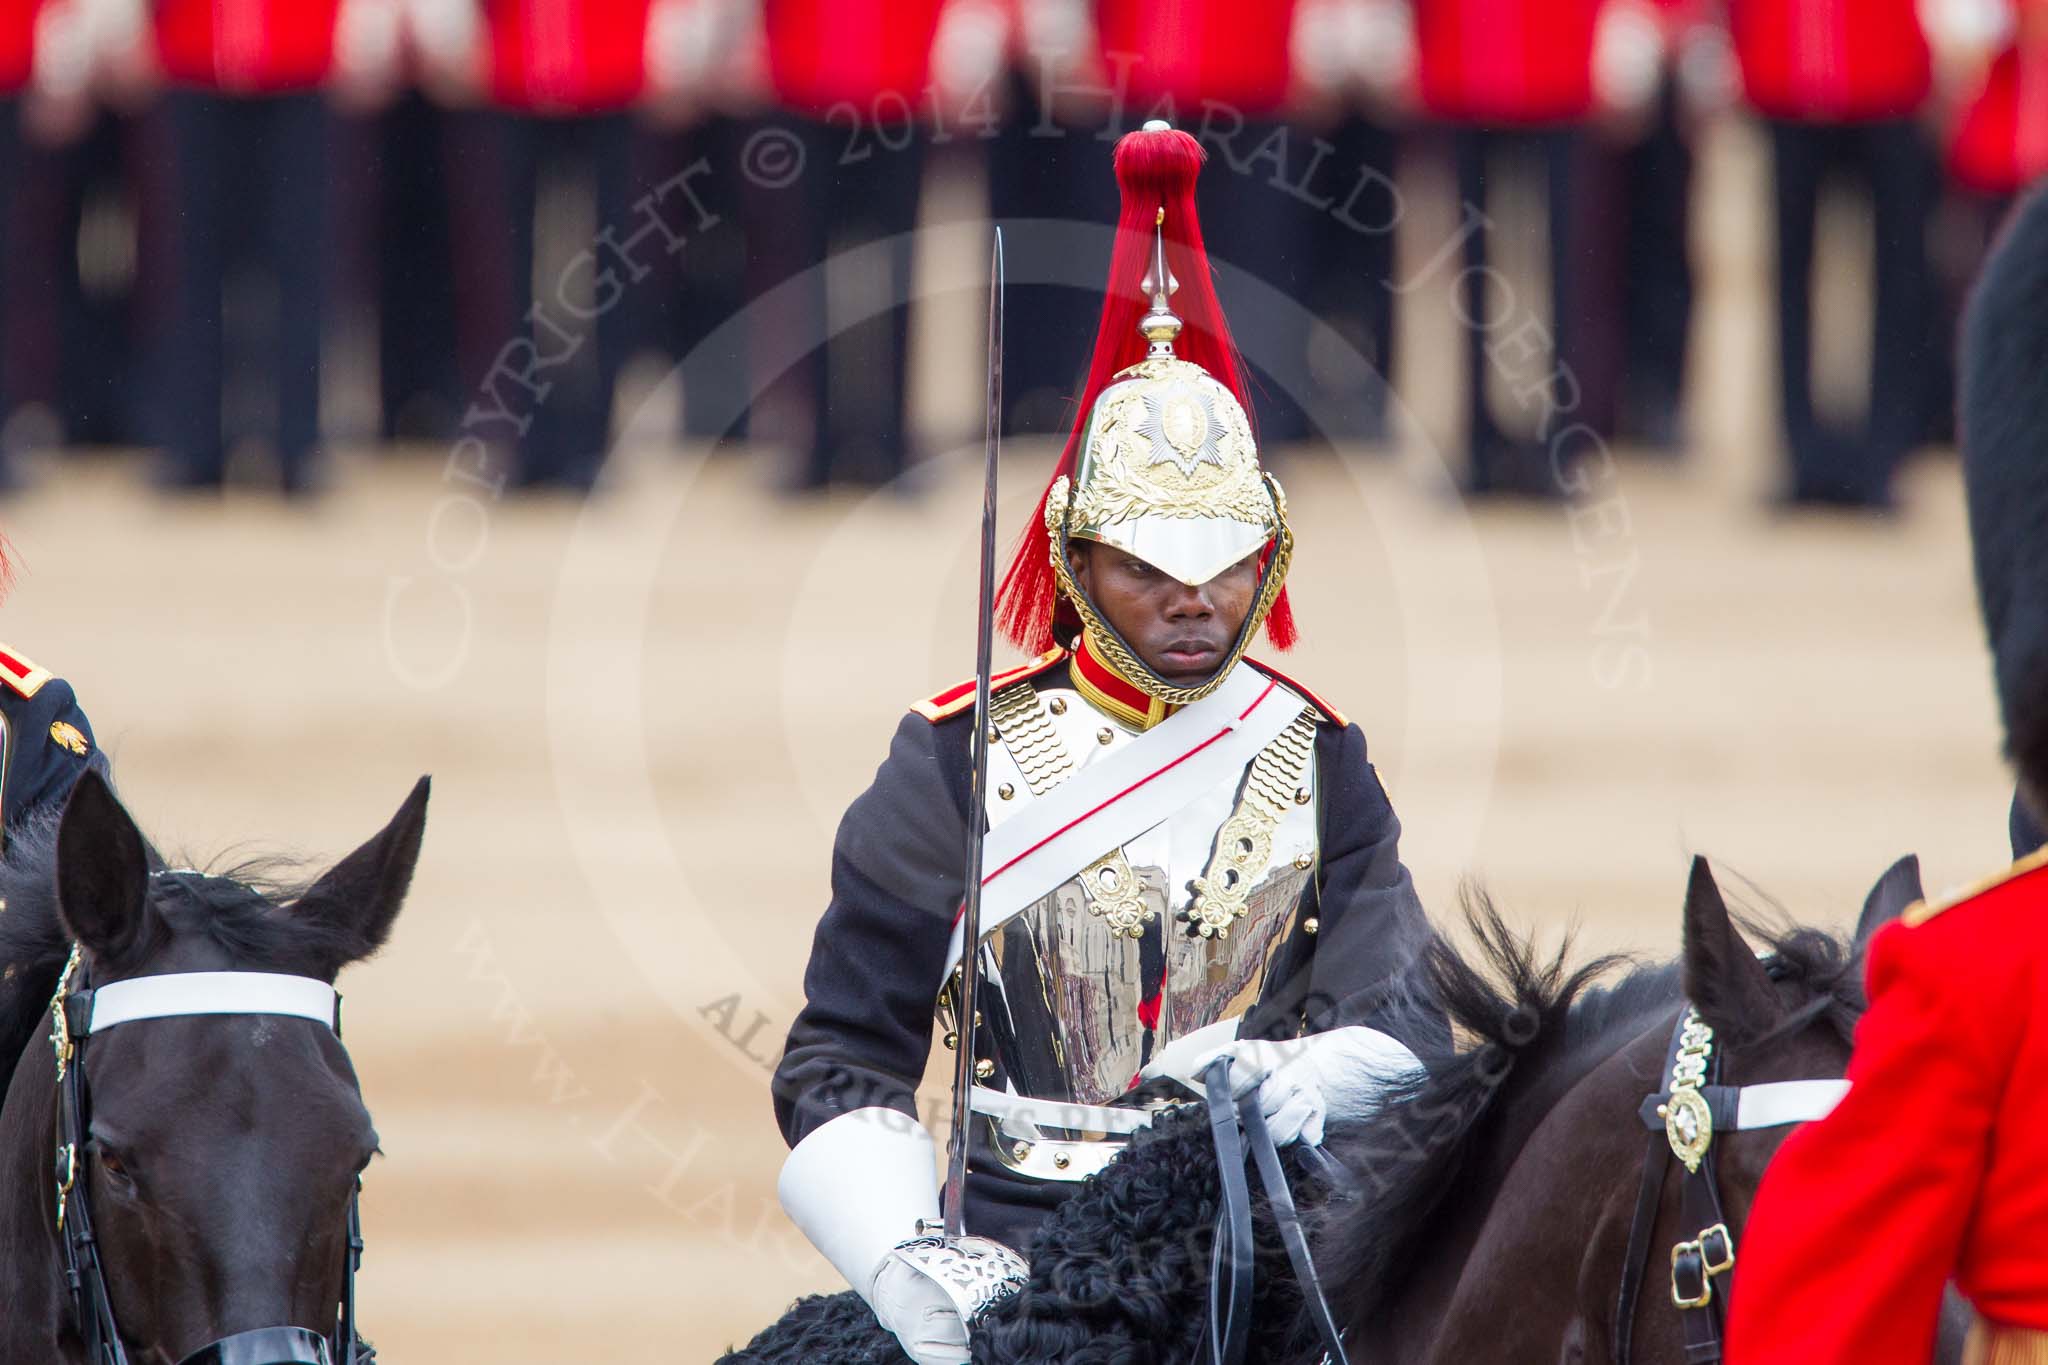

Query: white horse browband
left=1728, top=1078, right=1849, bottom=1129
left=86, top=972, right=340, bottom=1033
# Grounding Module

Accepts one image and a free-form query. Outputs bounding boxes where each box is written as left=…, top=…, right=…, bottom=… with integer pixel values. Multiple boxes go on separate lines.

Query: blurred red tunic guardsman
left=1724, top=185, right=2048, bottom=1365
left=762, top=0, right=948, bottom=117
left=1949, top=3, right=2048, bottom=196
left=1413, top=0, right=1605, bottom=125
left=1950, top=44, right=2048, bottom=193
left=154, top=0, right=343, bottom=92
left=466, top=0, right=655, bottom=489
left=743, top=0, right=953, bottom=489
left=0, top=0, right=40, bottom=93
left=483, top=0, right=652, bottom=113
left=1726, top=0, right=1932, bottom=120
left=1093, top=0, right=1298, bottom=117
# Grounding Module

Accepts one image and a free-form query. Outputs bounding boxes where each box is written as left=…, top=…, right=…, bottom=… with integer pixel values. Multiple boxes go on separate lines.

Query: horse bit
left=46, top=945, right=373, bottom=1365
left=1613, top=1004, right=1850, bottom=1365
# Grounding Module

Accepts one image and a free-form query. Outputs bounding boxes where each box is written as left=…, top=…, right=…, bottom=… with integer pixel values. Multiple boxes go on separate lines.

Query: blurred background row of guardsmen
left=0, top=0, right=2042, bottom=505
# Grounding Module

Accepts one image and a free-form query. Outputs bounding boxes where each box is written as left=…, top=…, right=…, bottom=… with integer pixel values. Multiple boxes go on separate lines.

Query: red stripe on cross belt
left=951, top=679, right=1281, bottom=925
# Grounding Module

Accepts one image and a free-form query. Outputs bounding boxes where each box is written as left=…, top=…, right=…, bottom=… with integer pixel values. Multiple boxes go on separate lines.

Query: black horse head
left=1679, top=851, right=1919, bottom=1048
left=1315, top=852, right=1948, bottom=1365
left=0, top=771, right=428, bottom=1364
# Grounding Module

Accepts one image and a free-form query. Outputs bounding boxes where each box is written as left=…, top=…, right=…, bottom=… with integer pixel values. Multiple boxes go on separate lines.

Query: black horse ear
left=1681, top=856, right=1784, bottom=1041
left=296, top=777, right=430, bottom=967
left=55, top=770, right=155, bottom=965
left=1854, top=854, right=1924, bottom=947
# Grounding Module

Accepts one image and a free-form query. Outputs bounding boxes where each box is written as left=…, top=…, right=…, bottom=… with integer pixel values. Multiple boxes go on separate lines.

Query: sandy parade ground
left=0, top=119, right=2014, bottom=1359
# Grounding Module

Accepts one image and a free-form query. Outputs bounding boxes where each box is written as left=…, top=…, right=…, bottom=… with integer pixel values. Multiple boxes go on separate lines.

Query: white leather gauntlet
left=1140, top=1024, right=1422, bottom=1146
left=778, top=1108, right=1025, bottom=1365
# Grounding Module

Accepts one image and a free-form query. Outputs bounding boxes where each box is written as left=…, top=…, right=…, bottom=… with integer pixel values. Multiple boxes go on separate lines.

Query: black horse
left=1317, top=853, right=1969, bottom=1362
left=0, top=771, right=429, bottom=1364
left=724, top=855, right=1937, bottom=1365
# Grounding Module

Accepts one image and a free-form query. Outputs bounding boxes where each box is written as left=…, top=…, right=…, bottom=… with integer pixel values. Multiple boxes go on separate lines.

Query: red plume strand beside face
left=996, top=126, right=1296, bottom=656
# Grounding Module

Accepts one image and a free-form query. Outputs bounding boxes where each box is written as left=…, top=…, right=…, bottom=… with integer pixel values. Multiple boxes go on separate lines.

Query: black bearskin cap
left=1962, top=185, right=2048, bottom=797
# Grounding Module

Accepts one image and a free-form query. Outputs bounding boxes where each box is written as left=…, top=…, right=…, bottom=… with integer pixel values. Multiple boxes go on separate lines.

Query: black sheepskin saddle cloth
left=717, top=1105, right=1337, bottom=1365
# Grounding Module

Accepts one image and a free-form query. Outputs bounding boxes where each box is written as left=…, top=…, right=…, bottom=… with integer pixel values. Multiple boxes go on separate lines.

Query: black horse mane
left=0, top=807, right=324, bottom=1099
left=722, top=1103, right=1334, bottom=1365
left=1319, top=887, right=1864, bottom=1332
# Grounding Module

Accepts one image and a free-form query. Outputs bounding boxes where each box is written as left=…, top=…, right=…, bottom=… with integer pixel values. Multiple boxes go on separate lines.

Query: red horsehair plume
left=995, top=125, right=1297, bottom=656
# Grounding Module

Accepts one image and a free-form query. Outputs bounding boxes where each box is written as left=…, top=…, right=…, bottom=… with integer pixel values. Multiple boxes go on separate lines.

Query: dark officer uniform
left=0, top=642, right=103, bottom=835
left=774, top=643, right=1430, bottom=1249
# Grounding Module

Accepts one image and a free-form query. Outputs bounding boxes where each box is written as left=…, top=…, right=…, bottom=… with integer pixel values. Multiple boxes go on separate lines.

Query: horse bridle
left=1612, top=1004, right=1850, bottom=1365
left=47, top=945, right=373, bottom=1365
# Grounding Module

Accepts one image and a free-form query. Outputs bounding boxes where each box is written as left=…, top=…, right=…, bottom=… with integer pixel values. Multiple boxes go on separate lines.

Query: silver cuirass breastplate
left=943, top=671, right=1321, bottom=1180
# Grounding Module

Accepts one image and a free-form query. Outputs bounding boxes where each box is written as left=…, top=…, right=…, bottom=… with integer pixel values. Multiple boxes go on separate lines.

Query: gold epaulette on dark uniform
left=0, top=642, right=53, bottom=698
left=1902, top=844, right=2048, bottom=927
left=911, top=647, right=1068, bottom=723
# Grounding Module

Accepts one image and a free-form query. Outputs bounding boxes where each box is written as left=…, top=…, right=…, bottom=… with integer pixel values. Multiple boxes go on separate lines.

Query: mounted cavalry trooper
left=1725, top=187, right=2048, bottom=1362
left=771, top=123, right=1434, bottom=1365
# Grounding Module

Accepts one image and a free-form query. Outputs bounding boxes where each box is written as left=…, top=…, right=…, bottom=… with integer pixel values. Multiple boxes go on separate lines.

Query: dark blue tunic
left=771, top=657, right=1437, bottom=1249
left=0, top=665, right=105, bottom=837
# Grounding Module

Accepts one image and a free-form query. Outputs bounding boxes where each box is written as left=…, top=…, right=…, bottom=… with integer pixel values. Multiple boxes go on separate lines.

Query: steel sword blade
left=944, top=229, right=1003, bottom=1240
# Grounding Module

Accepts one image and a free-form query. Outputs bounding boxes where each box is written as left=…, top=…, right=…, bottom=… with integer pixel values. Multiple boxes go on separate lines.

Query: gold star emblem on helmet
left=49, top=721, right=88, bottom=757
left=1137, top=379, right=1228, bottom=479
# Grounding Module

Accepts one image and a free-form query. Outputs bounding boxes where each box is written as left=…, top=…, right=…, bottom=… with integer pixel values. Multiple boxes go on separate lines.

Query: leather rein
left=1612, top=1004, right=1849, bottom=1365
left=1200, top=1055, right=1352, bottom=1365
left=46, top=946, right=372, bottom=1365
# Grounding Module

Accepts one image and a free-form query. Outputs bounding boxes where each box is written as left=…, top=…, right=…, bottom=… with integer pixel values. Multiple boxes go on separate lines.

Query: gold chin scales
left=988, top=680, right=1154, bottom=939
left=1182, top=707, right=1318, bottom=939
left=1043, top=472, right=1294, bottom=709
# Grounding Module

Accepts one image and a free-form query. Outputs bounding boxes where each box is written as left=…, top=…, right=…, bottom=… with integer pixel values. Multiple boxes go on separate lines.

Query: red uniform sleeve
left=1725, top=922, right=2003, bottom=1363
